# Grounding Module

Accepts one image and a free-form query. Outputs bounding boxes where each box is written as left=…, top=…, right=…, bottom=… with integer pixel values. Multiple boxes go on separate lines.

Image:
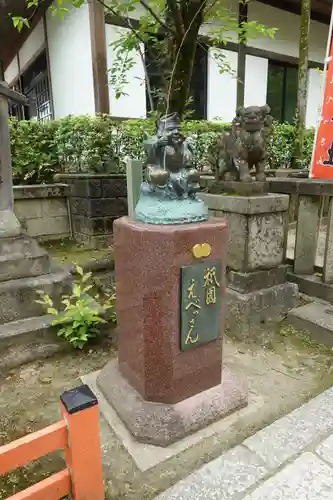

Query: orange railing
left=0, top=384, right=104, bottom=500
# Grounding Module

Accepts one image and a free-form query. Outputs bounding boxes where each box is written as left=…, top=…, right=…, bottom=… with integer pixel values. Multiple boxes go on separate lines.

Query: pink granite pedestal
left=97, top=217, right=248, bottom=446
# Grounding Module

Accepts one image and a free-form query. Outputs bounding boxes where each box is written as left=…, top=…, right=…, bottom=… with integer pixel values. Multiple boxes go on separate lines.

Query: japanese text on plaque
left=180, top=262, right=221, bottom=350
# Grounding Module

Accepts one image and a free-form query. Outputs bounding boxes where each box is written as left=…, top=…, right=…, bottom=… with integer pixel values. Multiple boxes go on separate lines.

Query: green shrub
left=267, top=121, right=315, bottom=170
left=10, top=118, right=58, bottom=184
left=36, top=265, right=116, bottom=349
left=10, top=115, right=315, bottom=185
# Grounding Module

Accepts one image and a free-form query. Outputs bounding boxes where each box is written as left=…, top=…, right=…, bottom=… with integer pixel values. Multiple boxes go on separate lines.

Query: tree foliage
left=12, top=0, right=277, bottom=118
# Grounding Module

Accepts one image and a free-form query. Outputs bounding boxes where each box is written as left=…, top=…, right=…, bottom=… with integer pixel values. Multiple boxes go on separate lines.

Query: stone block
left=0, top=315, right=70, bottom=372
left=199, top=192, right=289, bottom=215
left=155, top=445, right=267, bottom=500
left=316, top=434, right=333, bottom=466
left=70, top=179, right=102, bottom=198
left=243, top=453, right=333, bottom=500
left=56, top=173, right=126, bottom=198
left=0, top=268, right=71, bottom=324
left=26, top=216, right=69, bottom=238
left=294, top=195, right=320, bottom=274
left=288, top=301, right=333, bottom=347
left=41, top=198, right=68, bottom=218
left=225, top=282, right=299, bottom=340
left=244, top=386, right=333, bottom=469
left=199, top=193, right=288, bottom=272
left=248, top=212, right=285, bottom=269
left=72, top=216, right=116, bottom=237
left=268, top=177, right=333, bottom=196
left=71, top=197, right=127, bottom=218
left=13, top=184, right=69, bottom=200
left=75, top=233, right=113, bottom=249
left=0, top=235, right=51, bottom=282
left=287, top=272, right=333, bottom=303
left=102, top=177, right=127, bottom=198
left=210, top=180, right=269, bottom=196
left=15, top=199, right=43, bottom=219
left=97, top=360, right=247, bottom=446
left=227, top=266, right=287, bottom=293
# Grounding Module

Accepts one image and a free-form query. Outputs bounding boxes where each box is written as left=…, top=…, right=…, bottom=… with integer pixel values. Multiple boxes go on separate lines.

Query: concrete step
left=0, top=315, right=70, bottom=372
left=0, top=235, right=51, bottom=282
left=0, top=268, right=71, bottom=324
left=288, top=301, right=333, bottom=347
left=287, top=272, right=333, bottom=304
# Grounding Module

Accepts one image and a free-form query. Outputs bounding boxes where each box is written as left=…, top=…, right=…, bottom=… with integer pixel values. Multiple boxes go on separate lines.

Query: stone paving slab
left=154, top=387, right=333, bottom=500
left=243, top=453, right=333, bottom=500
left=244, top=387, right=333, bottom=469
left=316, top=434, right=333, bottom=466
left=288, top=301, right=333, bottom=347
left=155, top=445, right=268, bottom=500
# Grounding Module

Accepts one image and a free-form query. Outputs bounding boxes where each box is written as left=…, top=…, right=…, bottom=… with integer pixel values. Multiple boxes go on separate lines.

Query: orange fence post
left=60, top=384, right=104, bottom=500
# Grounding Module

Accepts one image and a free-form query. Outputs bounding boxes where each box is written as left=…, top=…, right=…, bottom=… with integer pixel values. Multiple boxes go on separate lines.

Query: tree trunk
left=292, top=0, right=311, bottom=168
left=164, top=0, right=205, bottom=118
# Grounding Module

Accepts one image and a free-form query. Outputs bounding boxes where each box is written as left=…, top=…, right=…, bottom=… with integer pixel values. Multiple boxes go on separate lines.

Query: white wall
left=244, top=55, right=268, bottom=107
left=19, top=19, right=45, bottom=73
left=309, top=20, right=328, bottom=64
left=306, top=68, right=324, bottom=128
left=4, top=19, right=45, bottom=85
left=248, top=2, right=300, bottom=57
left=46, top=1, right=95, bottom=118
left=248, top=1, right=327, bottom=66
left=105, top=24, right=146, bottom=118
left=200, top=0, right=239, bottom=43
left=4, top=56, right=19, bottom=86
left=207, top=48, right=237, bottom=122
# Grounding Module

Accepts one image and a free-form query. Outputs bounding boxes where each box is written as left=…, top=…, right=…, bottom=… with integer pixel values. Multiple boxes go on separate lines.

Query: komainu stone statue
left=214, top=105, right=273, bottom=183
left=135, top=113, right=208, bottom=224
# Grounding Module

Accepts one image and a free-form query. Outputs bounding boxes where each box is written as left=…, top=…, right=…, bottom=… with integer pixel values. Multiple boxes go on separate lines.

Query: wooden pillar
left=236, top=0, right=248, bottom=109
left=89, top=0, right=110, bottom=114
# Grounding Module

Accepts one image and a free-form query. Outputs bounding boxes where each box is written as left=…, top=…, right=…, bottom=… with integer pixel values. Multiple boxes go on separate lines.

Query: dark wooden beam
left=89, top=0, right=109, bottom=114
left=0, top=81, right=28, bottom=105
left=3, top=0, right=53, bottom=70
left=43, top=12, right=54, bottom=119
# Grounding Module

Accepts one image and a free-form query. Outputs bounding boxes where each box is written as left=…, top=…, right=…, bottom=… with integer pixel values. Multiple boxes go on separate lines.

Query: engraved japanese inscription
left=180, top=261, right=221, bottom=351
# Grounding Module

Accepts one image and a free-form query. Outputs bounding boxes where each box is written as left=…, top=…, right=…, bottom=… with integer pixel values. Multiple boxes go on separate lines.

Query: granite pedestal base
left=97, top=359, right=247, bottom=446
left=97, top=216, right=248, bottom=444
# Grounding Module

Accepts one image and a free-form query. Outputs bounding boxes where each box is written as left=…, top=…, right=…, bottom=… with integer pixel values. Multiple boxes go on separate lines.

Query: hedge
left=9, top=114, right=315, bottom=185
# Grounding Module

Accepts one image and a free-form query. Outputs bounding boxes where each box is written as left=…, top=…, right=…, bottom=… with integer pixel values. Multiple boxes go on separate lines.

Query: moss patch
left=42, top=239, right=113, bottom=267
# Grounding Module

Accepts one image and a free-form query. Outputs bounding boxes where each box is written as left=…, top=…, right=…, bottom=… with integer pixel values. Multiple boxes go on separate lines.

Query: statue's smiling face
left=166, top=126, right=183, bottom=146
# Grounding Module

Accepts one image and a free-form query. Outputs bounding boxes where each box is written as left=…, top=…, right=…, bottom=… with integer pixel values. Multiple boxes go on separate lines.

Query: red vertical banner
left=311, top=39, right=333, bottom=178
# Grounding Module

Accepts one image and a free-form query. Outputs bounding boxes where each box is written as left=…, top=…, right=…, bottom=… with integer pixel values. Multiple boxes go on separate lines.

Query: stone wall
left=55, top=174, right=127, bottom=247
left=14, top=184, right=71, bottom=241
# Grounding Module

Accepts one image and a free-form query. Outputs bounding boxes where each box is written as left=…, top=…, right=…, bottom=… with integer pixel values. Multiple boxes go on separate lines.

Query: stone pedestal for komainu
left=97, top=113, right=247, bottom=446
left=199, top=191, right=299, bottom=340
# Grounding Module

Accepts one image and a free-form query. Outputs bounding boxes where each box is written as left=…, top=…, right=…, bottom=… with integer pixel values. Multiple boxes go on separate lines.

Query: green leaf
left=76, top=265, right=84, bottom=276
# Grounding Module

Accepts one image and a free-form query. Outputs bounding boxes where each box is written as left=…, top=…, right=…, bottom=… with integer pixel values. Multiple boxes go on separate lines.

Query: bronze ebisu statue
left=135, top=113, right=208, bottom=224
